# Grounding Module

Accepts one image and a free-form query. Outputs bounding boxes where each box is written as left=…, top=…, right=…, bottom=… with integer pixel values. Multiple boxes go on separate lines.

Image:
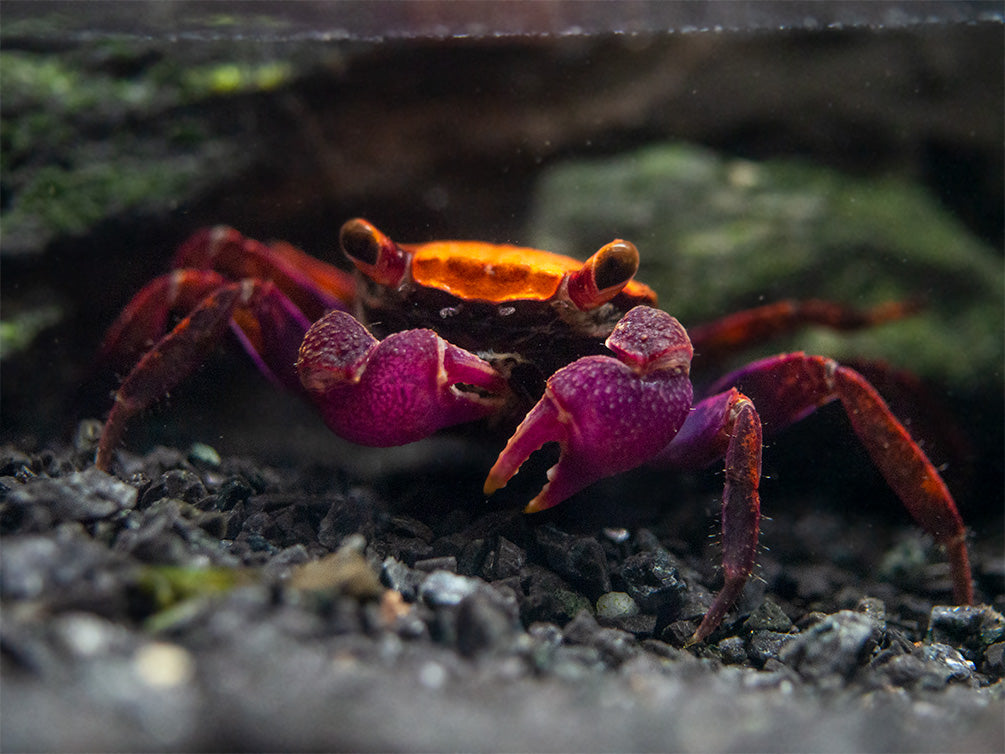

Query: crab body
left=343, top=224, right=658, bottom=415
left=95, top=219, right=974, bottom=643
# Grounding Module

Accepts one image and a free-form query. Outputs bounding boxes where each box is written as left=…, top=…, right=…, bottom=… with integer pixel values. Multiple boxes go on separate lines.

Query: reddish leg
left=100, top=270, right=230, bottom=371
left=688, top=299, right=918, bottom=360
left=707, top=353, right=973, bottom=606
left=102, top=228, right=354, bottom=373
left=97, top=228, right=357, bottom=470
left=172, top=226, right=355, bottom=318
left=96, top=280, right=312, bottom=471
left=656, top=389, right=763, bottom=644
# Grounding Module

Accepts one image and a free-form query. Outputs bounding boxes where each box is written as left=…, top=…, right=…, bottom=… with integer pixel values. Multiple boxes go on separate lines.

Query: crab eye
left=593, top=241, right=639, bottom=290
left=340, top=219, right=380, bottom=266
left=339, top=218, right=408, bottom=287
left=567, top=239, right=640, bottom=310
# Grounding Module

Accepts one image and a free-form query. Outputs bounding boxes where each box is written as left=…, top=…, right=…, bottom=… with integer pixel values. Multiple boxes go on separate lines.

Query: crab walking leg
left=484, top=306, right=694, bottom=513
left=707, top=353, right=974, bottom=606
left=97, top=282, right=243, bottom=470
left=96, top=280, right=313, bottom=471
left=102, top=230, right=354, bottom=372
left=654, top=389, right=763, bottom=644
left=834, top=366, right=972, bottom=604
left=172, top=226, right=355, bottom=316
left=297, top=310, right=508, bottom=447
left=100, top=270, right=231, bottom=370
left=688, top=299, right=918, bottom=359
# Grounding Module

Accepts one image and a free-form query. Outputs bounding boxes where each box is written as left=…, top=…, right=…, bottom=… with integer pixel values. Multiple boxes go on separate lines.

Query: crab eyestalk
left=340, top=218, right=409, bottom=287
left=567, top=239, right=640, bottom=310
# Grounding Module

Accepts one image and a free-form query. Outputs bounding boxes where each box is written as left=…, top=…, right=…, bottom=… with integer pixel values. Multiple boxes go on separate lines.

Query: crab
left=94, top=218, right=974, bottom=643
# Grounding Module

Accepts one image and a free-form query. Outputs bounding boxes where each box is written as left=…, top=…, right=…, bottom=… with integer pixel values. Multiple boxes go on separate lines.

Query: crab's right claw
left=484, top=306, right=695, bottom=512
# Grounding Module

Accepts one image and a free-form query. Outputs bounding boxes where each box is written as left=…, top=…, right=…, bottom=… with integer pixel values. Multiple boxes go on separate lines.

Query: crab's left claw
left=298, top=310, right=508, bottom=446
left=485, top=306, right=695, bottom=512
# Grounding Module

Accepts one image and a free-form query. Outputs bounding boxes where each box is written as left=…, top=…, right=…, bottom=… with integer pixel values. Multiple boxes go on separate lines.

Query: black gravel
left=2, top=430, right=1003, bottom=752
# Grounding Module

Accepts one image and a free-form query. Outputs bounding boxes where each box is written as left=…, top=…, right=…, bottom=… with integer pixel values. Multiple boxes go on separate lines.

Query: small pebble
left=187, top=442, right=221, bottom=467
left=620, top=548, right=685, bottom=613
left=982, top=641, right=1005, bottom=675
left=742, top=599, right=792, bottom=633
left=596, top=591, right=640, bottom=619
left=456, top=592, right=517, bottom=657
left=381, top=557, right=424, bottom=601
left=288, top=547, right=384, bottom=600
left=134, top=642, right=195, bottom=688
left=748, top=631, right=795, bottom=667
left=718, top=635, right=747, bottom=665
left=414, top=556, right=458, bottom=573
left=779, top=610, right=883, bottom=681
left=855, top=596, right=886, bottom=623
left=927, top=605, right=1005, bottom=652
left=419, top=570, right=480, bottom=607
left=418, top=661, right=447, bottom=689
left=9, top=468, right=137, bottom=523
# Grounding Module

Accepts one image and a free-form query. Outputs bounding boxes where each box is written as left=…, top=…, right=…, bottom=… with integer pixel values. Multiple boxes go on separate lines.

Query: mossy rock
left=0, top=46, right=295, bottom=255
left=528, top=143, right=1002, bottom=392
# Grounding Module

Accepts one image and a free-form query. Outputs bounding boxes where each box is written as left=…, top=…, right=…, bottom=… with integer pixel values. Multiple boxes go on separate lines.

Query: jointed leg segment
left=656, top=389, right=763, bottom=644
left=96, top=280, right=313, bottom=471
left=654, top=348, right=972, bottom=642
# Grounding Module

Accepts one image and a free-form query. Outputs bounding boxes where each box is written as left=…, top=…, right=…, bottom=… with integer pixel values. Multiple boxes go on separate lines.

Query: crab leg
left=484, top=306, right=695, bottom=513
left=96, top=280, right=312, bottom=470
left=655, top=388, right=763, bottom=644
left=100, top=270, right=230, bottom=371
left=706, top=353, right=973, bottom=606
left=102, top=228, right=355, bottom=378
left=172, top=226, right=355, bottom=316
left=688, top=299, right=918, bottom=360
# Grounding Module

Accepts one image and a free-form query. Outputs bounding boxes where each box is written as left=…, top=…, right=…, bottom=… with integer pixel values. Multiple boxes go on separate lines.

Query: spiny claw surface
left=486, top=306, right=694, bottom=512
left=298, top=310, right=506, bottom=446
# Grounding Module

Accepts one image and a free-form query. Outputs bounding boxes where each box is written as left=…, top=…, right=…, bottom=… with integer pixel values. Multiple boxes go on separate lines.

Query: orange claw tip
left=483, top=464, right=513, bottom=496
left=522, top=497, right=549, bottom=515
left=522, top=485, right=561, bottom=514
left=482, top=476, right=503, bottom=496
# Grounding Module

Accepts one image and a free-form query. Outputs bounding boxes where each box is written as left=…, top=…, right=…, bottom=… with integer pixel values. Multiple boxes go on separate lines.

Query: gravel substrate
left=1, top=429, right=1002, bottom=752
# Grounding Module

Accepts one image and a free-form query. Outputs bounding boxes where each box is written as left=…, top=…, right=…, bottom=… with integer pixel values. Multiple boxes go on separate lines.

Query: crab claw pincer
left=484, top=306, right=694, bottom=512
left=297, top=310, right=506, bottom=446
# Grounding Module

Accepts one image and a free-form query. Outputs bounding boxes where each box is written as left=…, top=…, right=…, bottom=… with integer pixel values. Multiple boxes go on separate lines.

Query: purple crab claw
left=484, top=306, right=695, bottom=512
left=298, top=310, right=507, bottom=446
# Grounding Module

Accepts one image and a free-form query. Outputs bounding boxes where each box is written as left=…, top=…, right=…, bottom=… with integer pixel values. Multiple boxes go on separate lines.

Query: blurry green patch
left=137, top=564, right=250, bottom=610
left=180, top=60, right=293, bottom=97
left=204, top=13, right=242, bottom=28
left=0, top=304, right=63, bottom=360
left=529, top=143, right=1003, bottom=391
left=1, top=49, right=293, bottom=112
left=0, top=51, right=157, bottom=114
left=7, top=159, right=200, bottom=237
left=2, top=46, right=290, bottom=252
left=137, top=564, right=253, bottom=633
